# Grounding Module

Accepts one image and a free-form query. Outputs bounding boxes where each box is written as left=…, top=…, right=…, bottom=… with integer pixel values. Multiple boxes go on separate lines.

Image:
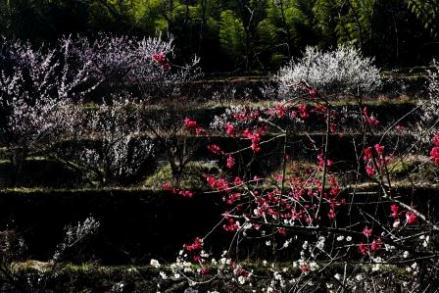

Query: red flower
left=251, top=142, right=261, bottom=153
left=374, top=143, right=384, bottom=155
left=432, top=131, right=439, bottom=146
left=390, top=204, right=399, bottom=219
left=177, top=190, right=194, bottom=198
left=363, top=147, right=373, bottom=161
left=430, top=146, right=439, bottom=164
left=234, top=176, right=243, bottom=186
left=183, top=237, right=203, bottom=252
left=358, top=242, right=368, bottom=255
left=226, top=155, right=235, bottom=169
left=362, top=226, right=373, bottom=238
left=225, top=122, right=235, bottom=136
left=207, top=144, right=223, bottom=155
left=299, top=262, right=310, bottom=273
left=199, top=267, right=209, bottom=275
left=161, top=181, right=173, bottom=191
left=328, top=208, right=336, bottom=221
left=152, top=52, right=166, bottom=63
left=152, top=52, right=171, bottom=70
left=365, top=165, right=376, bottom=177
left=297, top=104, right=309, bottom=120
left=329, top=176, right=340, bottom=197
left=307, top=87, right=318, bottom=99
left=226, top=193, right=241, bottom=205
left=317, top=153, right=333, bottom=169
left=242, top=129, right=262, bottom=153
left=405, top=211, right=417, bottom=225
left=277, top=227, right=287, bottom=236
left=195, top=127, right=205, bottom=136
left=274, top=103, right=287, bottom=118
left=371, top=239, right=382, bottom=252
left=206, top=176, right=230, bottom=191
left=184, top=117, right=198, bottom=129
left=223, top=218, right=240, bottom=232
left=363, top=107, right=380, bottom=126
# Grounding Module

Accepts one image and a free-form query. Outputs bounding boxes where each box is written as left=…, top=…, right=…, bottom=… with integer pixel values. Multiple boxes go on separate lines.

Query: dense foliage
left=0, top=0, right=437, bottom=71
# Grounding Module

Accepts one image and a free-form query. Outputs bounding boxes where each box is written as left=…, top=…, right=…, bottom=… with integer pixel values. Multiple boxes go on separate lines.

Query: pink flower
left=405, top=211, right=417, bottom=225
left=226, top=155, right=235, bottom=169
left=362, top=226, right=373, bottom=238
left=207, top=144, right=223, bottom=155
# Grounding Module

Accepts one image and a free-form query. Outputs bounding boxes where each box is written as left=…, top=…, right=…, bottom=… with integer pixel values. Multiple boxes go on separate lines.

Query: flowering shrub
left=0, top=37, right=98, bottom=155
left=56, top=97, right=156, bottom=186
left=153, top=68, right=439, bottom=292
left=67, top=33, right=201, bottom=100
left=419, top=60, right=439, bottom=143
left=277, top=46, right=381, bottom=96
left=0, top=217, right=99, bottom=292
left=0, top=34, right=201, bottom=187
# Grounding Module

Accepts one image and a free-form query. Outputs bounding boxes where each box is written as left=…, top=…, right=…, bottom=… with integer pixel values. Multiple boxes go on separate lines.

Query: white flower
left=274, top=271, right=282, bottom=280
left=355, top=274, right=364, bottom=281
left=159, top=271, right=167, bottom=279
left=346, top=236, right=352, bottom=242
left=334, top=273, right=341, bottom=280
left=403, top=251, right=410, bottom=258
left=309, top=261, right=320, bottom=271
left=277, top=46, right=381, bottom=96
left=302, top=241, right=309, bottom=250
left=336, top=235, right=344, bottom=241
left=238, top=275, right=246, bottom=285
left=150, top=259, right=161, bottom=269
left=372, top=264, right=381, bottom=272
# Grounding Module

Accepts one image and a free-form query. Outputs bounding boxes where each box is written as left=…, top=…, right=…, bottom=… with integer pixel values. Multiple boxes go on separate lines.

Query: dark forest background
left=1, top=0, right=438, bottom=72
